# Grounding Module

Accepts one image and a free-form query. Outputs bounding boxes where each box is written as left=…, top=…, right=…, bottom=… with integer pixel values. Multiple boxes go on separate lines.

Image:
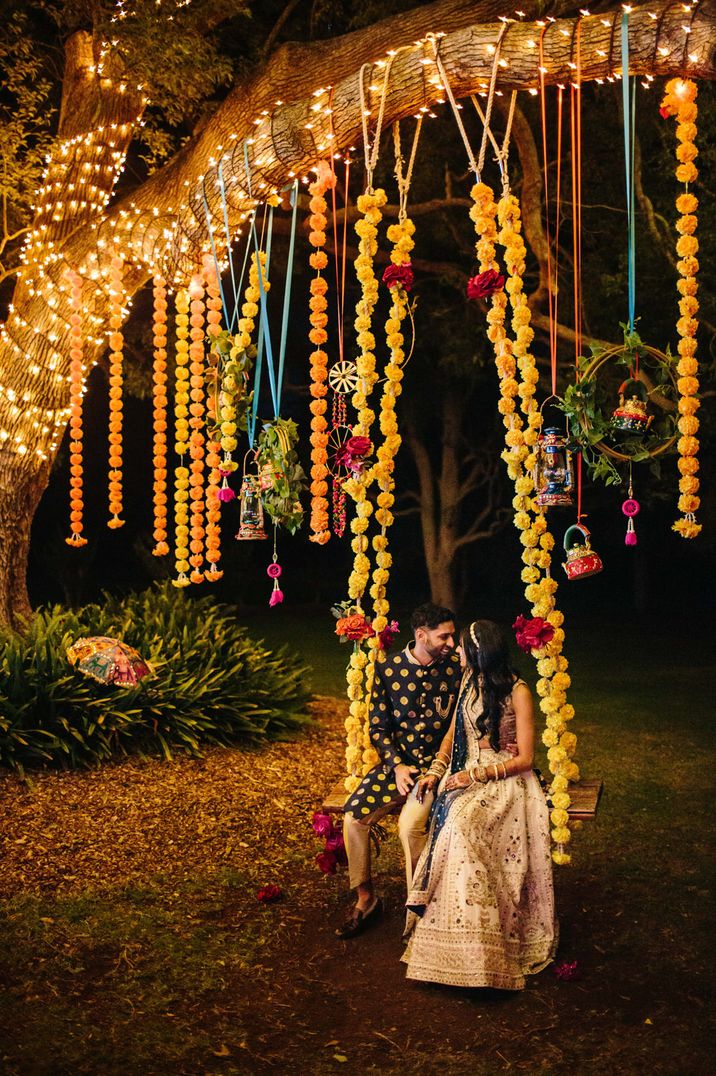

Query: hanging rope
left=392, top=116, right=423, bottom=221
left=621, top=12, right=637, bottom=333
left=358, top=54, right=397, bottom=192
left=571, top=21, right=585, bottom=525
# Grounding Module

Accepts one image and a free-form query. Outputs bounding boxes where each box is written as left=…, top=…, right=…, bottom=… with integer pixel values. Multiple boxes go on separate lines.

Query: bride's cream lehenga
left=402, top=680, right=558, bottom=990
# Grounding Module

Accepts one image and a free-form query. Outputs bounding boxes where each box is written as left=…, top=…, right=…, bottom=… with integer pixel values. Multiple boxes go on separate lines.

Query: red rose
left=256, top=884, right=283, bottom=903
left=382, top=262, right=414, bottom=292
left=466, top=269, right=506, bottom=300
left=316, top=850, right=338, bottom=874
left=336, top=614, right=374, bottom=642
left=311, top=811, right=335, bottom=839
left=513, top=615, right=555, bottom=654
left=378, top=619, right=400, bottom=651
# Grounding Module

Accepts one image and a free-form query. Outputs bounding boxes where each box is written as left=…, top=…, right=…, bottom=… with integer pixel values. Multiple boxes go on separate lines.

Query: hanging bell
left=235, top=473, right=268, bottom=540
left=562, top=523, right=603, bottom=581
left=611, top=378, right=653, bottom=436
left=533, top=427, right=575, bottom=508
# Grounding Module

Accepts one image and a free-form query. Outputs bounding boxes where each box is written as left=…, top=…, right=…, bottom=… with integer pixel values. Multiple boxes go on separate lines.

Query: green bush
left=0, top=584, right=312, bottom=774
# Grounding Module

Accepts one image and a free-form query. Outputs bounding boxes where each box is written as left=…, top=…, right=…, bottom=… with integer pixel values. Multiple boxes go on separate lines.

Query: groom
left=336, top=602, right=462, bottom=939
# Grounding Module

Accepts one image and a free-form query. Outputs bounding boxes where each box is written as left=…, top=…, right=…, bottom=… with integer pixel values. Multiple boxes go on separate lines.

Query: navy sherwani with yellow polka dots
left=344, top=645, right=462, bottom=820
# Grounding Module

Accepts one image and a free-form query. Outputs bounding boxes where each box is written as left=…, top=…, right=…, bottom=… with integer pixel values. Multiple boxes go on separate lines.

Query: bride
left=402, top=619, right=557, bottom=990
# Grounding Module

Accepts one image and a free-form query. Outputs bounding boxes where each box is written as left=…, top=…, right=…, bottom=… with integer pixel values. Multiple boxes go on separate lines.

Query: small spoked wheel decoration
left=327, top=424, right=354, bottom=477
left=328, top=360, right=359, bottom=395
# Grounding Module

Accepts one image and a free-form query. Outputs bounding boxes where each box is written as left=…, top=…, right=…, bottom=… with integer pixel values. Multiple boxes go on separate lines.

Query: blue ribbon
left=621, top=14, right=636, bottom=332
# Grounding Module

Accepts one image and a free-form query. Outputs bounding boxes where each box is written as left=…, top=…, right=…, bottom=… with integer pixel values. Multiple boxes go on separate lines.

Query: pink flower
left=325, top=833, right=347, bottom=866
left=467, top=269, right=505, bottom=300
left=256, top=884, right=283, bottom=903
left=378, top=619, right=400, bottom=651
left=269, top=588, right=284, bottom=607
left=311, top=812, right=335, bottom=839
left=513, top=615, right=555, bottom=654
left=336, top=436, right=372, bottom=471
left=382, top=262, right=414, bottom=292
left=554, top=959, right=580, bottom=981
left=217, top=486, right=235, bottom=503
left=316, top=850, right=338, bottom=874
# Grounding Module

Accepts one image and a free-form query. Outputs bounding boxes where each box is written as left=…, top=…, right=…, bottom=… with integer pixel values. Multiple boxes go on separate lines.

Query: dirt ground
left=0, top=698, right=712, bottom=1075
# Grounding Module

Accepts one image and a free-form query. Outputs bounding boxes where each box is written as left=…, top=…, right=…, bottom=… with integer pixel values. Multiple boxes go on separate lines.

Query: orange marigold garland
left=187, top=272, right=207, bottom=584
left=151, top=274, right=170, bottom=556
left=172, top=286, right=191, bottom=587
left=203, top=253, right=224, bottom=582
left=107, top=254, right=125, bottom=529
left=307, top=165, right=336, bottom=545
left=65, top=268, right=87, bottom=547
left=660, top=78, right=701, bottom=539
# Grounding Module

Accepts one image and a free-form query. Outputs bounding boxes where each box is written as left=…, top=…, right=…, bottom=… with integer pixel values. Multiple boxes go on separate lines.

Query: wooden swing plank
left=322, top=777, right=603, bottom=820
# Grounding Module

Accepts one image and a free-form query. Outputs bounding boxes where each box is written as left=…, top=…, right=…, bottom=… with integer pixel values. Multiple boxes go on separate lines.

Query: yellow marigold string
left=107, top=254, right=125, bottom=529
left=471, top=182, right=578, bottom=863
left=65, top=269, right=87, bottom=547
left=203, top=253, right=224, bottom=582
left=342, top=186, right=387, bottom=793
left=187, top=272, right=206, bottom=584
left=151, top=274, right=170, bottom=556
left=172, top=286, right=191, bottom=587
left=307, top=169, right=334, bottom=544
left=660, top=78, right=701, bottom=538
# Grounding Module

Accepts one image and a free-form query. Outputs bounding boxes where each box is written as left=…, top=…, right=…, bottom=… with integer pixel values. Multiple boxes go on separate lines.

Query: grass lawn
left=0, top=611, right=713, bottom=1075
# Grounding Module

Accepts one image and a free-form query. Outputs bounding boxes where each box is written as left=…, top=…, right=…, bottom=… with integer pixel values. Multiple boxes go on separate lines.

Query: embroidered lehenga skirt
left=402, top=746, right=557, bottom=990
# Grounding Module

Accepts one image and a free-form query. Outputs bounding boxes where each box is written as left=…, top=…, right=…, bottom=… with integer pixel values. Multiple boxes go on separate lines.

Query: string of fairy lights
left=0, top=1, right=705, bottom=463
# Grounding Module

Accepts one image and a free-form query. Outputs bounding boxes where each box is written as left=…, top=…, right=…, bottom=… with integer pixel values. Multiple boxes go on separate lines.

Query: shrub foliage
left=0, top=585, right=311, bottom=773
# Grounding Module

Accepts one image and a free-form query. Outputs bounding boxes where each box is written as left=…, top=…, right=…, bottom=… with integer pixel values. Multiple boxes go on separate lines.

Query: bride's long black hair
left=460, top=620, right=517, bottom=751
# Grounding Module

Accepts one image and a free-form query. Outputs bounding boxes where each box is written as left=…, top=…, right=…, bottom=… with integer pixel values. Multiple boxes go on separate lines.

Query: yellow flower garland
left=660, top=78, right=701, bottom=539
left=151, top=274, right=170, bottom=557
left=172, top=286, right=191, bottom=588
left=203, top=254, right=224, bottom=581
left=343, top=187, right=387, bottom=792
left=307, top=176, right=331, bottom=544
left=470, top=182, right=578, bottom=863
left=188, top=272, right=206, bottom=584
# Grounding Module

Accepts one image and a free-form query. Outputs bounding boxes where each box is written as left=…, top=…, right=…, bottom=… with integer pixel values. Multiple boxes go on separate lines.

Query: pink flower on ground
left=554, top=959, right=580, bottom=981
left=311, top=812, right=335, bottom=839
left=466, top=269, right=505, bottom=300
left=513, top=615, right=555, bottom=654
left=256, top=884, right=283, bottom=903
left=382, top=262, right=414, bottom=292
left=316, top=850, right=338, bottom=874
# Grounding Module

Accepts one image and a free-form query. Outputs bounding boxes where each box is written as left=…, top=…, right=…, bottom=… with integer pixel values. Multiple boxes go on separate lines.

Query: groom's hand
left=395, top=764, right=418, bottom=796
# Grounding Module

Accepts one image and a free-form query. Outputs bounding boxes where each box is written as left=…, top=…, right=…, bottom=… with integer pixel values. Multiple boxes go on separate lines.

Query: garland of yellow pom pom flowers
left=151, top=274, right=170, bottom=557
left=172, top=286, right=191, bottom=587
left=203, top=253, right=224, bottom=581
left=660, top=78, right=701, bottom=539
left=342, top=187, right=387, bottom=791
left=307, top=166, right=334, bottom=544
left=65, top=269, right=87, bottom=547
left=107, top=255, right=125, bottom=529
left=469, top=182, right=578, bottom=863
left=187, top=273, right=207, bottom=584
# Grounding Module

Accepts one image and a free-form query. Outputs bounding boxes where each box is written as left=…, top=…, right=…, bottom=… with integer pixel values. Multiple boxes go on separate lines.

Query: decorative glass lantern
left=533, top=427, right=574, bottom=508
left=235, top=473, right=268, bottom=540
left=611, top=378, right=653, bottom=435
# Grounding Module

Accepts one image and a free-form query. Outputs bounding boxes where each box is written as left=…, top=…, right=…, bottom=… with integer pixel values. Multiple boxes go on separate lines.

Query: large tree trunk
left=0, top=0, right=714, bottom=624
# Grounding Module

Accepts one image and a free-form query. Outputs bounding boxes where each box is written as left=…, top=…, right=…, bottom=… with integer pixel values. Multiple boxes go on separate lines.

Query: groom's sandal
left=335, top=898, right=383, bottom=939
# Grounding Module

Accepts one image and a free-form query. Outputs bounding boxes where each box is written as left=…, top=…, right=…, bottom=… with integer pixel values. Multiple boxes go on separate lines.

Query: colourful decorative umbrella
left=67, top=636, right=153, bottom=687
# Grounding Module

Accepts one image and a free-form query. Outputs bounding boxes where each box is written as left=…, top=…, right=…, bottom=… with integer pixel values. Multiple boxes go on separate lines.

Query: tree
left=0, top=0, right=714, bottom=624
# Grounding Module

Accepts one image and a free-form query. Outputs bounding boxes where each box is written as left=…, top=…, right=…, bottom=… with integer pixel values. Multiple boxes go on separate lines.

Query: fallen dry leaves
left=0, top=697, right=345, bottom=898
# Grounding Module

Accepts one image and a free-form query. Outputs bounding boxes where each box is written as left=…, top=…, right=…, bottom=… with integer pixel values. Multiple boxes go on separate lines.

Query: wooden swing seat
left=322, top=776, right=603, bottom=821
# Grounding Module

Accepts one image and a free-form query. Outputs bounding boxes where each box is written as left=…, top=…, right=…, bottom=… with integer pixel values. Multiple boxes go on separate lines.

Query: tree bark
left=0, top=0, right=714, bottom=624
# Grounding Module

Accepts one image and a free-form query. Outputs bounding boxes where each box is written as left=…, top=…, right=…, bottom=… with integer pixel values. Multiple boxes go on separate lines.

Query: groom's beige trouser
left=343, top=782, right=435, bottom=892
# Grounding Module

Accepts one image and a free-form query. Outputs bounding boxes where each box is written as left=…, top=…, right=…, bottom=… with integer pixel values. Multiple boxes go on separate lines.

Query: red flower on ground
left=311, top=812, right=335, bottom=839
left=382, top=262, right=414, bottom=292
left=316, top=850, right=339, bottom=874
left=256, top=884, right=283, bottom=903
left=513, top=615, right=555, bottom=654
left=467, top=269, right=506, bottom=300
left=554, top=959, right=581, bottom=981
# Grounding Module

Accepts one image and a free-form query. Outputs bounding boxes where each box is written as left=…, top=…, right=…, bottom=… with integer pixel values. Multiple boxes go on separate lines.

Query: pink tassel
left=625, top=529, right=637, bottom=546
left=269, top=588, right=284, bottom=607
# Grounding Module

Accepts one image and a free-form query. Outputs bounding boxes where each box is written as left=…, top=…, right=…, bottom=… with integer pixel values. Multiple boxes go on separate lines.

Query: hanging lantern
left=563, top=523, right=603, bottom=581
left=236, top=473, right=268, bottom=540
left=533, top=426, right=574, bottom=508
left=611, top=378, right=653, bottom=435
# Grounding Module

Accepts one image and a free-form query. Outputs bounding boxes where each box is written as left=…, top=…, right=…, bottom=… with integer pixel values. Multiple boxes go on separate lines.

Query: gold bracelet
left=501, top=762, right=508, bottom=779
